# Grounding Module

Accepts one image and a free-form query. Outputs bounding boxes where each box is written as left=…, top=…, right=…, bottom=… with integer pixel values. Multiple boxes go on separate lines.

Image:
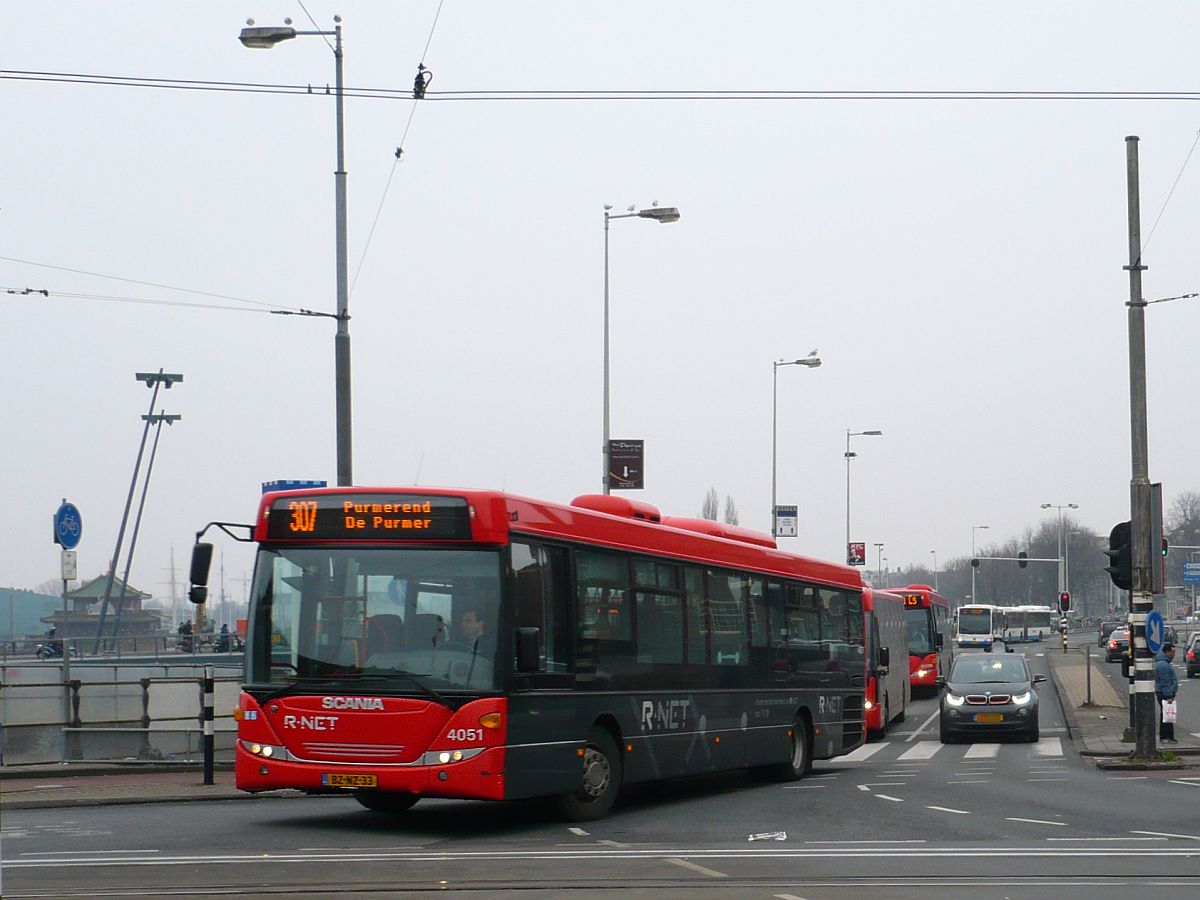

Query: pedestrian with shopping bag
left=1155, top=641, right=1179, bottom=744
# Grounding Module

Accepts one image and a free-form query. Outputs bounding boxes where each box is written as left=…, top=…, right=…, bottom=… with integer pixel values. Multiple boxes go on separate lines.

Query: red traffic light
left=1058, top=591, right=1071, bottom=613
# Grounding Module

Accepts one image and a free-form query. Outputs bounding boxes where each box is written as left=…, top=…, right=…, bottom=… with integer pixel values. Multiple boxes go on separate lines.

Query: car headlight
left=944, top=692, right=965, bottom=707
left=1011, top=691, right=1033, bottom=706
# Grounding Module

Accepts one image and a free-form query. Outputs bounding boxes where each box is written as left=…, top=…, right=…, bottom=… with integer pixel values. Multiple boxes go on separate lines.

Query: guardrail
left=0, top=633, right=243, bottom=663
left=0, top=661, right=241, bottom=767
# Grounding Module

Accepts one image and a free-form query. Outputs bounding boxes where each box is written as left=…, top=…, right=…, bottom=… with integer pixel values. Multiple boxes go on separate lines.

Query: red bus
left=896, top=583, right=952, bottom=694
left=862, top=587, right=910, bottom=736
left=189, top=487, right=867, bottom=820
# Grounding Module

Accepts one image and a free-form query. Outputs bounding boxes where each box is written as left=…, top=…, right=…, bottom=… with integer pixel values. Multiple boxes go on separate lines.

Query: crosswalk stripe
left=1034, top=737, right=1063, bottom=757
left=963, top=743, right=1000, bottom=759
left=840, top=742, right=888, bottom=763
left=897, top=742, right=942, bottom=761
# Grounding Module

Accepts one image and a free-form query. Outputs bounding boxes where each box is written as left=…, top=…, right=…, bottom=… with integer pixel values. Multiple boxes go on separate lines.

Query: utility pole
left=1123, top=136, right=1157, bottom=759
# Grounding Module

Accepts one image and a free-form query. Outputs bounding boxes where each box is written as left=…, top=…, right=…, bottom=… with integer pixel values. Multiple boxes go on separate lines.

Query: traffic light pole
left=1123, top=136, right=1157, bottom=760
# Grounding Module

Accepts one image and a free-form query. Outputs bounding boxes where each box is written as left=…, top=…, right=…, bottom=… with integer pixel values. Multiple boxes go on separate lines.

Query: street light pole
left=240, top=17, right=352, bottom=486
left=845, top=429, right=883, bottom=564
left=771, top=354, right=821, bottom=536
left=971, top=524, right=990, bottom=605
left=602, top=203, right=680, bottom=494
left=874, top=543, right=884, bottom=584
left=930, top=550, right=939, bottom=590
left=1041, top=502, right=1079, bottom=594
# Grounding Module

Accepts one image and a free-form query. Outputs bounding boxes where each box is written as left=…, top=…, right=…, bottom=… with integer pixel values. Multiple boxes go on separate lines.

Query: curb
left=0, top=763, right=234, bottom=781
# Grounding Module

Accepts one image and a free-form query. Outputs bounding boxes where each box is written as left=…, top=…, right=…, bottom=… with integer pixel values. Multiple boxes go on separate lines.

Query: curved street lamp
left=602, top=204, right=680, bottom=493
left=845, top=429, right=883, bottom=564
left=771, top=353, right=822, bottom=536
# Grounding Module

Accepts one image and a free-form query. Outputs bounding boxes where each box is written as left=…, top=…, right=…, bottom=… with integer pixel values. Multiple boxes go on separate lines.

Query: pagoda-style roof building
left=41, top=574, right=162, bottom=638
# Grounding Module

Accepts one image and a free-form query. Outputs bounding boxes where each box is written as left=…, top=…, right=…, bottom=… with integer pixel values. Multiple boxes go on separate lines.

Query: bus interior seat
left=366, top=614, right=405, bottom=655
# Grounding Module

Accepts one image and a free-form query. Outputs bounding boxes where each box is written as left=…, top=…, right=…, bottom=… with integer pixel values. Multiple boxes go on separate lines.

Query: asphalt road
left=3, top=649, right=1199, bottom=898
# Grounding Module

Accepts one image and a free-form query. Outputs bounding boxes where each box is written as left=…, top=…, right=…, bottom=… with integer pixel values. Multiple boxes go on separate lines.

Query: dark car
left=1186, top=632, right=1200, bottom=679
left=938, top=652, right=1046, bottom=743
left=1098, top=619, right=1124, bottom=647
left=1105, top=627, right=1130, bottom=663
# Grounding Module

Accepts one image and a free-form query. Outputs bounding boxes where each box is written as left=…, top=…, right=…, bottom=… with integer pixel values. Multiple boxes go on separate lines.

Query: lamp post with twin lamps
left=845, top=429, right=883, bottom=564
left=602, top=204, right=680, bottom=494
left=771, top=353, right=822, bottom=536
left=240, top=16, right=353, bottom=486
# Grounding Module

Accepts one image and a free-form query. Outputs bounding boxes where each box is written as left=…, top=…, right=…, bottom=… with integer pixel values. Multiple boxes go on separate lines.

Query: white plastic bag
left=1162, top=698, right=1177, bottom=723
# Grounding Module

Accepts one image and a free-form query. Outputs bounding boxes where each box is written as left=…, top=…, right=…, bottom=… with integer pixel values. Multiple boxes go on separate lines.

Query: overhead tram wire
left=7, top=71, right=1200, bottom=103
left=350, top=0, right=448, bottom=297
left=3, top=286, right=326, bottom=317
left=1141, top=127, right=1200, bottom=257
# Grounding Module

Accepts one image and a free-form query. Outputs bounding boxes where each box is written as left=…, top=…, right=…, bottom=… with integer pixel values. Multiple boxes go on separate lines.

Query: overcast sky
left=4, top=2, right=1198, bottom=612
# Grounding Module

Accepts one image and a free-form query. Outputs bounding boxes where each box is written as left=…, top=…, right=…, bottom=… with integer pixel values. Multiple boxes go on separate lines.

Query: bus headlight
left=241, top=739, right=290, bottom=761
left=1011, top=691, right=1033, bottom=706
left=944, top=693, right=965, bottom=708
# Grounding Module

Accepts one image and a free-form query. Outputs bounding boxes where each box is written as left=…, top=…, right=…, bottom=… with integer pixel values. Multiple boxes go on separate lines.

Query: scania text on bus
left=189, top=488, right=867, bottom=820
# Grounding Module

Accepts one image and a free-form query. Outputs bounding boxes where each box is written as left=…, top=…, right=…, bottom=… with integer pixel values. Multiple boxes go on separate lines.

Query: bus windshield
left=245, top=546, right=503, bottom=691
left=957, top=608, right=992, bottom=635
left=904, top=606, right=932, bottom=655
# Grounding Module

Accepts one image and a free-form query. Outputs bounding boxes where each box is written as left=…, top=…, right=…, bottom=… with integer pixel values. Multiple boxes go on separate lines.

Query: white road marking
left=898, top=742, right=942, bottom=761
left=782, top=784, right=827, bottom=790
left=963, top=743, right=1000, bottom=759
left=666, top=857, right=727, bottom=878
left=1028, top=778, right=1069, bottom=782
left=1034, top=737, right=1063, bottom=756
left=839, top=742, right=888, bottom=762
left=906, top=709, right=940, bottom=743
left=947, top=779, right=990, bottom=784
left=875, top=794, right=904, bottom=802
left=927, top=805, right=970, bottom=815
left=1047, top=837, right=1164, bottom=842
left=1168, top=780, right=1200, bottom=789
left=1007, top=817, right=1067, bottom=827
left=568, top=827, right=588, bottom=836
left=804, top=840, right=927, bottom=844
left=774, top=894, right=808, bottom=900
left=598, top=839, right=631, bottom=848
left=1132, top=830, right=1200, bottom=841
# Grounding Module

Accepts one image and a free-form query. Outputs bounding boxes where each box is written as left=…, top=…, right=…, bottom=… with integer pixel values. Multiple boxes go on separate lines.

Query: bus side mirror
left=934, top=633, right=944, bottom=650
left=1005, top=644, right=1015, bottom=653
left=188, top=542, right=214, bottom=605
left=1033, top=674, right=1047, bottom=683
left=878, top=646, right=890, bottom=669
left=515, top=627, right=540, bottom=673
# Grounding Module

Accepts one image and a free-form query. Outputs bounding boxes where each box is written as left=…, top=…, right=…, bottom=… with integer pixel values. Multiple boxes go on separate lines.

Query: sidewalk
left=1043, top=643, right=1199, bottom=758
left=0, top=763, right=301, bottom=811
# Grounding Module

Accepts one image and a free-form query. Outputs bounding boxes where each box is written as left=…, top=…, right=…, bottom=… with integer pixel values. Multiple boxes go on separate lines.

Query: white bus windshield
left=957, top=609, right=993, bottom=635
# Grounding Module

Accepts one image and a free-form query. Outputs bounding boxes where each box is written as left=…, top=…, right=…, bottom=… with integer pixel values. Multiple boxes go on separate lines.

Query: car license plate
left=974, top=713, right=1004, bottom=723
left=322, top=773, right=377, bottom=788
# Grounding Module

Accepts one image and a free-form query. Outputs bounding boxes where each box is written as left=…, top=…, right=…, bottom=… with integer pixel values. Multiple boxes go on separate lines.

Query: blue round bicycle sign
left=54, top=502, right=82, bottom=550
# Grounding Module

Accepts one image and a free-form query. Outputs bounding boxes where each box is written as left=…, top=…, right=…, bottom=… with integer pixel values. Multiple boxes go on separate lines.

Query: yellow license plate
left=322, top=773, right=377, bottom=788
left=974, top=713, right=1004, bottom=723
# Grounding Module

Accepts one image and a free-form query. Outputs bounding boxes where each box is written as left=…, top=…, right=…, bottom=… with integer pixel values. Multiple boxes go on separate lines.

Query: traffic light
left=1058, top=591, right=1071, bottom=613
left=1104, top=520, right=1133, bottom=590
left=1018, top=551, right=1028, bottom=569
left=971, top=558, right=980, bottom=568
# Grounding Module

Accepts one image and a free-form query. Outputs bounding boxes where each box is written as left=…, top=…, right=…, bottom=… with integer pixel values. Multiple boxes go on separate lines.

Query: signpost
left=1182, top=562, right=1200, bottom=585
left=1145, top=609, right=1165, bottom=655
left=774, top=505, right=798, bottom=538
left=607, top=440, right=644, bottom=490
left=52, top=499, right=82, bottom=759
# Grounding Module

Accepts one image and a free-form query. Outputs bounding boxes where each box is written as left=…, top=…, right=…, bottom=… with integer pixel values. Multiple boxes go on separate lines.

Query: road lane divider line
left=1167, top=780, right=1200, bottom=788
left=947, top=780, right=990, bottom=784
left=782, top=784, right=827, bottom=790
left=666, top=857, right=727, bottom=878
left=905, top=709, right=940, bottom=743
left=875, top=794, right=904, bottom=802
left=963, top=743, right=1000, bottom=759
left=927, top=805, right=970, bottom=815
left=568, top=827, right=588, bottom=836
left=1007, top=817, right=1067, bottom=826
left=1132, top=830, right=1200, bottom=841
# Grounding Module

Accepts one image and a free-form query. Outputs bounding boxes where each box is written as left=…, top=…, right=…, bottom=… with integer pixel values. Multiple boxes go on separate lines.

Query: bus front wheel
left=556, top=727, right=621, bottom=821
left=354, top=791, right=419, bottom=813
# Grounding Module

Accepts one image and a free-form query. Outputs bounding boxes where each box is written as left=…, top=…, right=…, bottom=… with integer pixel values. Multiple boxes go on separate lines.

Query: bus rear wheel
left=354, top=791, right=419, bottom=813
left=765, top=716, right=812, bottom=781
left=555, top=727, right=621, bottom=821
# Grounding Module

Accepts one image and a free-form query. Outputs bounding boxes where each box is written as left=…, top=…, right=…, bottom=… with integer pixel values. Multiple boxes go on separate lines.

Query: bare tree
left=701, top=487, right=719, bottom=521
left=723, top=495, right=740, bottom=526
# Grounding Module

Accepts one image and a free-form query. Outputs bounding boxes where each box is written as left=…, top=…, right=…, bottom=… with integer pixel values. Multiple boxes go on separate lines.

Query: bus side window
left=511, top=541, right=568, bottom=673
left=684, top=567, right=708, bottom=666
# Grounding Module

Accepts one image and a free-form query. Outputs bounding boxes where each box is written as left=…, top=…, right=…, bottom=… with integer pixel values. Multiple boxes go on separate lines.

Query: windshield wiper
left=260, top=676, right=353, bottom=704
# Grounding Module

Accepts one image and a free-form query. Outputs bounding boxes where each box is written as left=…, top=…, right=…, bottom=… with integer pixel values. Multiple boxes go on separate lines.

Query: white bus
left=1002, top=605, right=1053, bottom=643
left=955, top=604, right=1002, bottom=649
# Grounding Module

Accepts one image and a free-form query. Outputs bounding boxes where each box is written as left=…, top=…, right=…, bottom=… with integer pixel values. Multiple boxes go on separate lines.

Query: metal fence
left=0, top=660, right=242, bottom=766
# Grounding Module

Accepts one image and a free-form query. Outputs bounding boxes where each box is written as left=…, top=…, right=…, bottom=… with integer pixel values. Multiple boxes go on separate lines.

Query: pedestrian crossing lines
left=835, top=737, right=1063, bottom=765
